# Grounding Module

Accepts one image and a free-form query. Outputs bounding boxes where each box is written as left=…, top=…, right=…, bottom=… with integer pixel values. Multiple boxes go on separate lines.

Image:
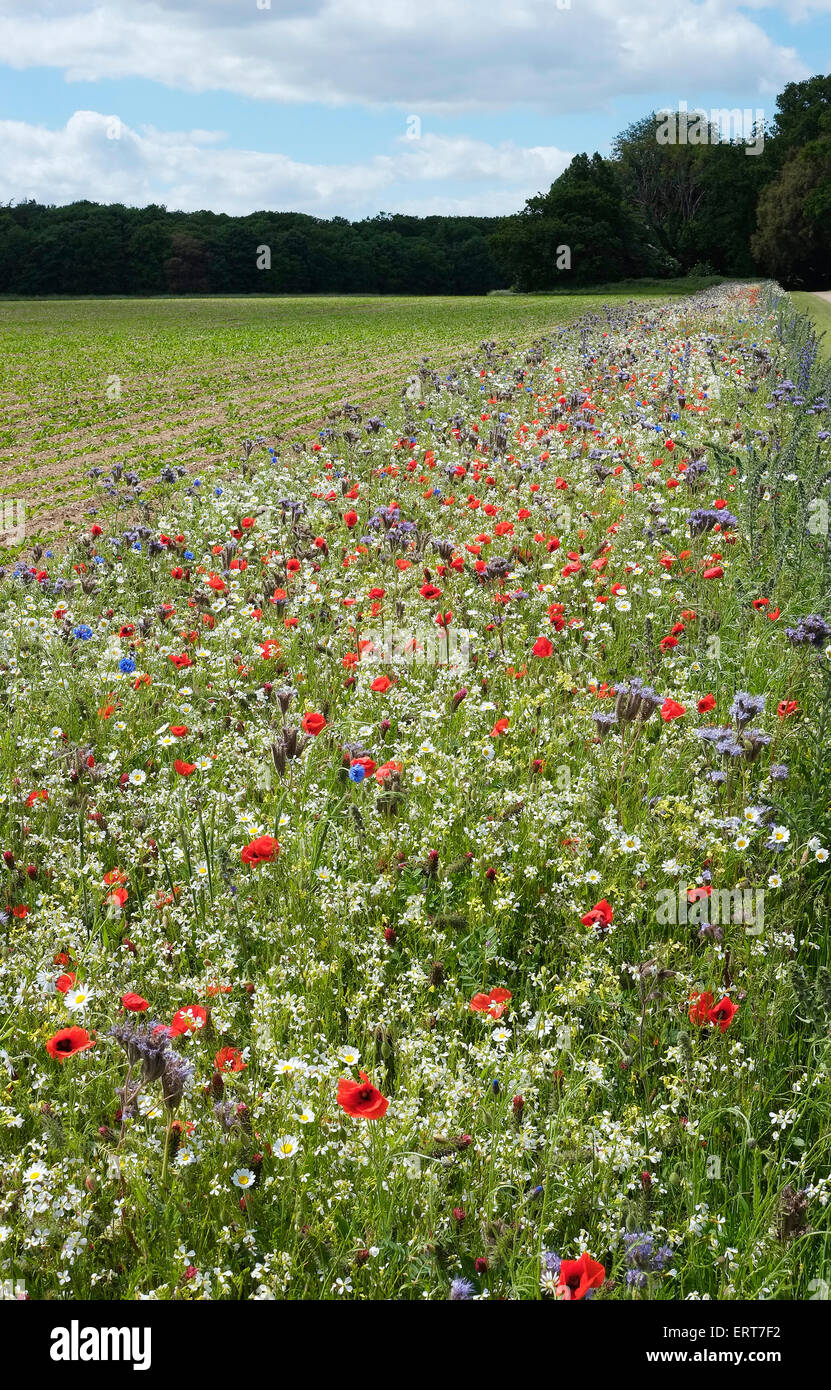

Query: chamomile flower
left=232, top=1168, right=256, bottom=1189
left=275, top=1135, right=300, bottom=1159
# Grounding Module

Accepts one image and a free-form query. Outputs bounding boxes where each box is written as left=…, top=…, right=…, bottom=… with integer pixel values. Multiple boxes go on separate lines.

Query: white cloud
left=0, top=0, right=808, bottom=110
left=0, top=112, right=573, bottom=216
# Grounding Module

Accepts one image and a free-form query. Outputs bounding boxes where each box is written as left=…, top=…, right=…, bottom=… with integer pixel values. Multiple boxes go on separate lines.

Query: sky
left=0, top=0, right=829, bottom=220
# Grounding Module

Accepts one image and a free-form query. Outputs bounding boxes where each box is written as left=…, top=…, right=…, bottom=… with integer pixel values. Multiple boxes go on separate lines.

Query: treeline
left=0, top=206, right=505, bottom=296
left=0, top=74, right=828, bottom=296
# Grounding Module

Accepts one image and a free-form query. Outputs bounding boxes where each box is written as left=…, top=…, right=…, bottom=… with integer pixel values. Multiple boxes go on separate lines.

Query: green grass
left=0, top=293, right=658, bottom=545
left=792, top=292, right=831, bottom=357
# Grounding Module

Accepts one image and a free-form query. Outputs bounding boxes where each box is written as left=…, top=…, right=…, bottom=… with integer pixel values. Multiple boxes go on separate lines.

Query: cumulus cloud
left=0, top=112, right=573, bottom=217
left=0, top=0, right=808, bottom=110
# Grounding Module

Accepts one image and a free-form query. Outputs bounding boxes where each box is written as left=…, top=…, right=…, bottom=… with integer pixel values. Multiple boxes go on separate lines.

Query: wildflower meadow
left=2, top=281, right=831, bottom=1306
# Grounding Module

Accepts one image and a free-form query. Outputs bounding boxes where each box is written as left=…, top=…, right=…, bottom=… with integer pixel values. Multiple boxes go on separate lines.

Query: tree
left=492, top=152, right=675, bottom=290
left=164, top=232, right=212, bottom=294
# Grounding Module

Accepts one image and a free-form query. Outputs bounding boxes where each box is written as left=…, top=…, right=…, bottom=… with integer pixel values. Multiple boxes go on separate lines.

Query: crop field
left=0, top=293, right=651, bottom=549
left=1, top=282, right=831, bottom=1304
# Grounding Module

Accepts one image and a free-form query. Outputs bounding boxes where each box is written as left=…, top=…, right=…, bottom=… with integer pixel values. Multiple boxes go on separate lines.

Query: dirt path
left=814, top=291, right=831, bottom=303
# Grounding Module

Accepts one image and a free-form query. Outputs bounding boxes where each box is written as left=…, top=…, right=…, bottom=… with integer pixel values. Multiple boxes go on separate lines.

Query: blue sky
left=0, top=1, right=829, bottom=218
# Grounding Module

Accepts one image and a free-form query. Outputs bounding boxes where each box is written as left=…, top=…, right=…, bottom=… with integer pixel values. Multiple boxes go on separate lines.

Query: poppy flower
left=697, top=693, right=716, bottom=713
left=169, top=1004, right=208, bottom=1036
left=215, top=1046, right=247, bottom=1073
left=532, top=635, right=554, bottom=658
left=580, top=899, right=613, bottom=928
left=702, top=566, right=724, bottom=580
left=556, top=1252, right=606, bottom=1300
left=660, top=698, right=686, bottom=721
left=470, top=987, right=512, bottom=1019
left=777, top=701, right=798, bottom=719
left=371, top=675, right=393, bottom=693
left=708, top=996, right=738, bottom=1032
left=241, top=835, right=280, bottom=866
left=46, top=1026, right=95, bottom=1062
left=55, top=972, right=76, bottom=994
left=689, top=991, right=715, bottom=1026
left=302, top=711, right=327, bottom=736
left=174, top=760, right=197, bottom=776
left=122, top=992, right=149, bottom=1012
left=337, top=1071, right=389, bottom=1120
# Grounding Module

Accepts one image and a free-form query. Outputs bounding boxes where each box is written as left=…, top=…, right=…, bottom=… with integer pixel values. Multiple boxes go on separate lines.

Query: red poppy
left=556, top=1252, right=606, bottom=1300
left=777, top=700, right=799, bottom=719
left=241, top=835, right=280, bottom=866
left=708, top=996, right=739, bottom=1033
left=351, top=756, right=377, bottom=778
left=55, top=972, right=76, bottom=994
left=215, top=1046, right=247, bottom=1073
left=169, top=1004, right=208, bottom=1036
left=697, top=693, right=716, bottom=713
left=46, top=1026, right=95, bottom=1062
left=532, top=635, right=554, bottom=657
left=689, top=991, right=715, bottom=1026
left=371, top=675, right=393, bottom=693
left=660, top=698, right=686, bottom=721
left=490, top=717, right=509, bottom=737
left=702, top=566, right=724, bottom=580
left=169, top=725, right=189, bottom=738
left=174, top=760, right=197, bottom=776
left=580, top=899, right=613, bottom=928
left=301, top=711, right=327, bottom=736
left=470, top=987, right=512, bottom=1019
left=337, top=1071, right=389, bottom=1120
left=122, top=992, right=149, bottom=1012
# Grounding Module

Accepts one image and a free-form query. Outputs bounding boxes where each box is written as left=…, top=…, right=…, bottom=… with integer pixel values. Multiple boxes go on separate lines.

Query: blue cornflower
left=73, top=625, right=93, bottom=640
left=119, top=657, right=137, bottom=674
left=348, top=765, right=366, bottom=783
